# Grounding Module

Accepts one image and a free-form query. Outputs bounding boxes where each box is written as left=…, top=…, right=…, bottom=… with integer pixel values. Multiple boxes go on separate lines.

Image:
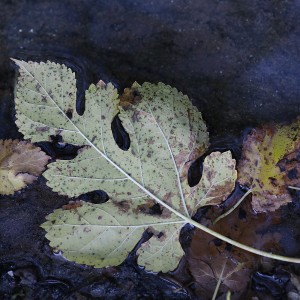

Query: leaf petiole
left=213, top=189, right=252, bottom=225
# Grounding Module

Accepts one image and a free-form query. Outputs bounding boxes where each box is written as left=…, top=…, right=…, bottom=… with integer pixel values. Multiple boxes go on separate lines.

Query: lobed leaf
left=13, top=59, right=237, bottom=272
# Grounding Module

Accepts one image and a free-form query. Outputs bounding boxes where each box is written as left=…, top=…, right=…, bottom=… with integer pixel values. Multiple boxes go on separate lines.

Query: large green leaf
left=13, top=59, right=237, bottom=272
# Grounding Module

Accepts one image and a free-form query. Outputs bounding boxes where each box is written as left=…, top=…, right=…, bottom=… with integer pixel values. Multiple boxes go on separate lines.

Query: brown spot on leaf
left=62, top=200, right=82, bottom=210
left=113, top=200, right=131, bottom=213
left=133, top=199, right=157, bottom=215
left=119, top=85, right=141, bottom=109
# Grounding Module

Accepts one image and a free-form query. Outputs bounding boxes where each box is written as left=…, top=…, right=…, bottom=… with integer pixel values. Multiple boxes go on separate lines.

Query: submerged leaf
left=238, top=121, right=300, bottom=212
left=42, top=200, right=184, bottom=272
left=188, top=192, right=282, bottom=298
left=0, top=139, right=49, bottom=195
left=13, top=60, right=237, bottom=272
left=189, top=255, right=249, bottom=295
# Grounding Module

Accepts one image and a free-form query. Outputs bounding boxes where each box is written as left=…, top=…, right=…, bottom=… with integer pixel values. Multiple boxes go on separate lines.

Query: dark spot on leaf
left=66, top=109, right=73, bottom=119
left=157, top=232, right=164, bottom=239
left=149, top=203, right=163, bottom=215
left=114, top=200, right=130, bottom=213
left=269, top=177, right=278, bottom=187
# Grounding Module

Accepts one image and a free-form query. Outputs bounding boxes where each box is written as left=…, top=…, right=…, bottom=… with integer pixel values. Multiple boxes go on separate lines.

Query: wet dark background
left=1, top=0, right=300, bottom=299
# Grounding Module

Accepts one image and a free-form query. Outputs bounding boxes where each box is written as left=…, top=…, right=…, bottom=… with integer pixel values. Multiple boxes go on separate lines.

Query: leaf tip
left=10, top=58, right=23, bottom=66
left=96, top=80, right=106, bottom=89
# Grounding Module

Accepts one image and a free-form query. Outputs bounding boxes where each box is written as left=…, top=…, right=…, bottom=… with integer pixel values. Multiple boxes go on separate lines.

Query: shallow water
left=1, top=1, right=300, bottom=299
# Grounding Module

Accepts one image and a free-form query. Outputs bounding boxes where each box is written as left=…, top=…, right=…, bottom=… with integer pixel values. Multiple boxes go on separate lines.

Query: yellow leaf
left=238, top=119, right=300, bottom=212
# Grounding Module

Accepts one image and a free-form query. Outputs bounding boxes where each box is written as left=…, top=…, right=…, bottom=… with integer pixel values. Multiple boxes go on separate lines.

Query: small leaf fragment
left=0, top=139, right=50, bottom=195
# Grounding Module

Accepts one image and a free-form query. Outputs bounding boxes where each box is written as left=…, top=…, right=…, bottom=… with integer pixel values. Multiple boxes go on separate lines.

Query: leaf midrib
left=47, top=220, right=185, bottom=228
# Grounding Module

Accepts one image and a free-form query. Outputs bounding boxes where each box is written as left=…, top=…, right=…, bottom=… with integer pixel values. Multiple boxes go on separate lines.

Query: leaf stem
left=288, top=186, right=300, bottom=191
left=212, top=260, right=226, bottom=300
left=213, top=188, right=252, bottom=225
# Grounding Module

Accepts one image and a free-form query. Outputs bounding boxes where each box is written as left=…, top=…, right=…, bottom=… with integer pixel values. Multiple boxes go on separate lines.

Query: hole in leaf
left=72, top=63, right=91, bottom=116
left=179, top=223, right=194, bottom=249
left=125, top=229, right=153, bottom=263
left=188, top=157, right=204, bottom=187
left=79, top=190, right=108, bottom=204
left=149, top=203, right=163, bottom=216
left=111, top=114, right=130, bottom=151
left=36, top=135, right=83, bottom=160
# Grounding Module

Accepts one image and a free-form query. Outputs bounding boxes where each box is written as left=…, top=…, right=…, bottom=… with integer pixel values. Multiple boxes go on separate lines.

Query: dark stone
left=251, top=270, right=290, bottom=300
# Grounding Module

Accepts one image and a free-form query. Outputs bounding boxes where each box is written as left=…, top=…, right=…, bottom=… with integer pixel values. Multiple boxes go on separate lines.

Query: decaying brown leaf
left=238, top=119, right=300, bottom=212
left=188, top=192, right=282, bottom=298
left=0, top=139, right=50, bottom=195
left=189, top=254, right=249, bottom=296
